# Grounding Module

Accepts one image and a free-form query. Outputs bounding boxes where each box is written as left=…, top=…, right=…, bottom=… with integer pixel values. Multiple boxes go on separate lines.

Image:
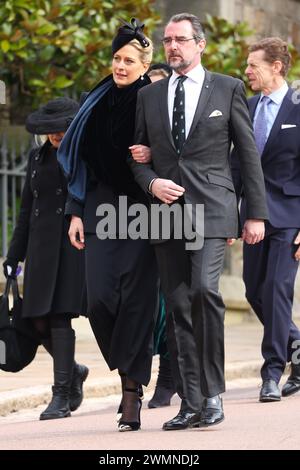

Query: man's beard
left=168, top=56, right=192, bottom=72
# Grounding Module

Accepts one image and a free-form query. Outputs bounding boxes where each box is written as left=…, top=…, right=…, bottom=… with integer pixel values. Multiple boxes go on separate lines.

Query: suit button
left=33, top=190, right=38, bottom=198
left=34, top=155, right=39, bottom=161
left=34, top=208, right=39, bottom=216
left=31, top=170, right=37, bottom=178
left=56, top=188, right=62, bottom=195
left=56, top=207, right=63, bottom=215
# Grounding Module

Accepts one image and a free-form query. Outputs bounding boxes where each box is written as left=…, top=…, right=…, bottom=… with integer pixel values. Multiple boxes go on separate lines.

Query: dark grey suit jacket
left=129, top=70, right=268, bottom=239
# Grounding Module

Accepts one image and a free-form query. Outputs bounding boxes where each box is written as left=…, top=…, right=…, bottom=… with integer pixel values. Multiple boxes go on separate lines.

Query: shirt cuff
left=148, top=178, right=157, bottom=195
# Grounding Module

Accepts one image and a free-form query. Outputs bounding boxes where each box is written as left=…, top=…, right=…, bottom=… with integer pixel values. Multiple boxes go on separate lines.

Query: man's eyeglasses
left=162, top=36, right=197, bottom=46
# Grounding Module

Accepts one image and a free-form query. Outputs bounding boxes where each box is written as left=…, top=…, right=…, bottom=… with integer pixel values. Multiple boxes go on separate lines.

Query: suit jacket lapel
left=248, top=95, right=260, bottom=122
left=185, top=70, right=215, bottom=144
left=158, top=70, right=215, bottom=153
left=158, top=77, right=176, bottom=151
left=262, top=88, right=294, bottom=160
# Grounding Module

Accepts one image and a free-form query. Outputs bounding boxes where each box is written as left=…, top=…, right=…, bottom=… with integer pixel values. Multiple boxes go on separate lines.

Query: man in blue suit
left=231, top=37, right=300, bottom=402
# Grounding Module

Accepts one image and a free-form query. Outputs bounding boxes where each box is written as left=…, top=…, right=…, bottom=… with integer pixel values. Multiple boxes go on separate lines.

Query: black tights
left=118, top=370, right=140, bottom=423
left=32, top=313, right=73, bottom=340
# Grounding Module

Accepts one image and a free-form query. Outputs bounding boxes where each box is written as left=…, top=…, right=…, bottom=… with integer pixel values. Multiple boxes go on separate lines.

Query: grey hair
left=167, top=13, right=205, bottom=42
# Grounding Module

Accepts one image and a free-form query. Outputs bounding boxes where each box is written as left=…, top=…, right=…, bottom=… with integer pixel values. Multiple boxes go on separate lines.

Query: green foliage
left=287, top=45, right=300, bottom=84
left=202, top=14, right=252, bottom=85
left=0, top=0, right=160, bottom=109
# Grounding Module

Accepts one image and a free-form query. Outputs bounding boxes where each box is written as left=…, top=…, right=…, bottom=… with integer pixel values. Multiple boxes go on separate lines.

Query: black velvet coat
left=65, top=76, right=150, bottom=227
left=7, top=142, right=86, bottom=318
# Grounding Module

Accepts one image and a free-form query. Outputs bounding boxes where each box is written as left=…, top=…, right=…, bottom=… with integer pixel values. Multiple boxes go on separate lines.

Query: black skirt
left=85, top=235, right=159, bottom=386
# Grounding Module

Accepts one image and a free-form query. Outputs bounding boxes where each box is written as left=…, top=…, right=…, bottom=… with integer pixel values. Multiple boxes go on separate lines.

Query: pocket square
left=209, top=110, right=223, bottom=118
left=281, top=124, right=297, bottom=129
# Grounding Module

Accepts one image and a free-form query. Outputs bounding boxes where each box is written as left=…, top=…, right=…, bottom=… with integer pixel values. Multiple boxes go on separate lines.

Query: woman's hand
left=69, top=216, right=85, bottom=250
left=129, top=144, right=152, bottom=163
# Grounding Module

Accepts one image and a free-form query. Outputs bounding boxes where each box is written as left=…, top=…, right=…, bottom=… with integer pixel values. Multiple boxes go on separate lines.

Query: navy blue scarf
left=57, top=76, right=114, bottom=202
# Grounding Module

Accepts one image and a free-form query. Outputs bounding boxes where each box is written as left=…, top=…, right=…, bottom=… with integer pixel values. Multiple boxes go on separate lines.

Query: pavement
left=1, top=311, right=300, bottom=450
left=1, top=378, right=300, bottom=450
left=1, top=308, right=299, bottom=418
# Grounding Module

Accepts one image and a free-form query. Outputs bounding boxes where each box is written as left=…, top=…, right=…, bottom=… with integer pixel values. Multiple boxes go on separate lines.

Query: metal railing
left=0, top=132, right=33, bottom=257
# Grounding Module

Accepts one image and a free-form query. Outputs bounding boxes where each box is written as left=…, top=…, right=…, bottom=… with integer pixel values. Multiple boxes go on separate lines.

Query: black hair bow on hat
left=112, top=17, right=150, bottom=54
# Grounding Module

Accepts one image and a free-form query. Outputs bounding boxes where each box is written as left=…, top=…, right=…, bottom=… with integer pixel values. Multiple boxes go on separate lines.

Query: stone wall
left=0, top=82, right=10, bottom=127
left=229, top=242, right=300, bottom=316
left=221, top=0, right=300, bottom=48
left=155, top=0, right=300, bottom=48
left=153, top=0, right=220, bottom=41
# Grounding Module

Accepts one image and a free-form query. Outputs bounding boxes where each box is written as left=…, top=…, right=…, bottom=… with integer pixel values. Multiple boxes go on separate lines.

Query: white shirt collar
left=169, top=64, right=205, bottom=86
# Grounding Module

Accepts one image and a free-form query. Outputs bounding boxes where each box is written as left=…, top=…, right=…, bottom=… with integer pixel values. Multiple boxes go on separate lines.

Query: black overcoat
left=7, top=141, right=86, bottom=318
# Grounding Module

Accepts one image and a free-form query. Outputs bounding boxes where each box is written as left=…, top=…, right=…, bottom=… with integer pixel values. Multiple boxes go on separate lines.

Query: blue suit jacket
left=231, top=88, right=300, bottom=228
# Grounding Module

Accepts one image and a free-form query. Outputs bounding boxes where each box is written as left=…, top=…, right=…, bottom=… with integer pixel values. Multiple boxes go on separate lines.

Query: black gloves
left=3, top=258, right=19, bottom=279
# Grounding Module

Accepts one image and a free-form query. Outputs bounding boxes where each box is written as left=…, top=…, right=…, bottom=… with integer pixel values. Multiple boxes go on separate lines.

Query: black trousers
left=155, top=237, right=226, bottom=411
left=85, top=235, right=159, bottom=386
left=243, top=223, right=300, bottom=382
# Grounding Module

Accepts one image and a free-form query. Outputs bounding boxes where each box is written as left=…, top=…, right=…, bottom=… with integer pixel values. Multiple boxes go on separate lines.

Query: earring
left=141, top=75, right=144, bottom=80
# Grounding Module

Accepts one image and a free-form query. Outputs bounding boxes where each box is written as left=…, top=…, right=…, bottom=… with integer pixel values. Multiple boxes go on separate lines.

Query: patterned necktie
left=172, top=76, right=187, bottom=154
left=254, top=96, right=271, bottom=156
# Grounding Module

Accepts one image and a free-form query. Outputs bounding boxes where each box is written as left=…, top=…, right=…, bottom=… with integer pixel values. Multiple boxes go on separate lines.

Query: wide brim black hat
left=112, top=18, right=150, bottom=55
left=25, top=97, right=79, bottom=135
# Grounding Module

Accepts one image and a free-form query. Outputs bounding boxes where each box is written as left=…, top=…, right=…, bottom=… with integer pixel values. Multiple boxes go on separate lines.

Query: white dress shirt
left=168, top=64, right=205, bottom=138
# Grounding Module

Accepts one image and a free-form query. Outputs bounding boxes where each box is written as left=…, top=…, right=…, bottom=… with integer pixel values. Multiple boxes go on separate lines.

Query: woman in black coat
left=3, top=98, right=88, bottom=421
left=58, top=19, right=159, bottom=432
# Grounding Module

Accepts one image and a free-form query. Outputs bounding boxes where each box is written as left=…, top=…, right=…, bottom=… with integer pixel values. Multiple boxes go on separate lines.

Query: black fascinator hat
left=25, top=97, right=79, bottom=135
left=112, top=18, right=150, bottom=55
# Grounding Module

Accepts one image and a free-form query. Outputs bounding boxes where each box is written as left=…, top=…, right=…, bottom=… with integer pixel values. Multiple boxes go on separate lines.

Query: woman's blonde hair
left=128, top=38, right=153, bottom=65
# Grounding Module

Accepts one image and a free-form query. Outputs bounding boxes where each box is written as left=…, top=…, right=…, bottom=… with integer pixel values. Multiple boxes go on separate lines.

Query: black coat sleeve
left=6, top=151, right=34, bottom=262
left=65, top=194, right=84, bottom=219
left=128, top=89, right=159, bottom=193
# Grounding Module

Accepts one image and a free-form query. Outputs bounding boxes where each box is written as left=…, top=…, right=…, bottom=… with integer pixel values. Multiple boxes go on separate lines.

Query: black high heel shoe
left=116, top=384, right=144, bottom=422
left=118, top=388, right=142, bottom=432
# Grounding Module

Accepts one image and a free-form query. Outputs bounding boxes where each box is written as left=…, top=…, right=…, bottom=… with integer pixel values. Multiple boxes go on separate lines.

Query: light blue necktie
left=254, top=96, right=271, bottom=156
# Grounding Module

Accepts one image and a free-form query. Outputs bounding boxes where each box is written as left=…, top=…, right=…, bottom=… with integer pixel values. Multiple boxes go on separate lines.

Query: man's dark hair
left=249, top=37, right=291, bottom=77
left=168, top=13, right=205, bottom=42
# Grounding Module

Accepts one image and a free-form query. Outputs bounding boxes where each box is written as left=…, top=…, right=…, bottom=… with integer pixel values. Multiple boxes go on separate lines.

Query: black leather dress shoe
left=282, top=364, right=300, bottom=397
left=199, top=395, right=224, bottom=427
left=259, top=379, right=281, bottom=402
left=162, top=411, right=201, bottom=431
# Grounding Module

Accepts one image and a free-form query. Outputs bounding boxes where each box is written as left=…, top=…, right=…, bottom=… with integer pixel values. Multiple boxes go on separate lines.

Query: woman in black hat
left=3, top=98, right=89, bottom=421
left=58, top=19, right=159, bottom=432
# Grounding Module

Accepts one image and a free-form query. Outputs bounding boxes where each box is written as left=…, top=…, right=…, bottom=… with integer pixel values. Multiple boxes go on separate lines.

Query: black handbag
left=0, top=277, right=40, bottom=372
